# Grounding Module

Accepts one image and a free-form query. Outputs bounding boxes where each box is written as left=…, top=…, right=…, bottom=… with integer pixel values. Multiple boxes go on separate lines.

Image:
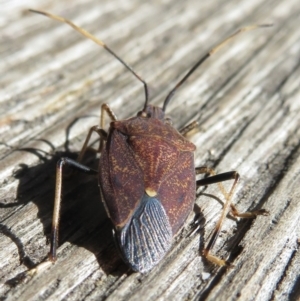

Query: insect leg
left=100, top=103, right=118, bottom=128
left=50, top=157, right=98, bottom=262
left=196, top=167, right=268, bottom=217
left=76, top=126, right=107, bottom=163
left=98, top=103, right=117, bottom=152
left=76, top=103, right=117, bottom=163
left=179, top=120, right=199, bottom=136
left=195, top=166, right=268, bottom=266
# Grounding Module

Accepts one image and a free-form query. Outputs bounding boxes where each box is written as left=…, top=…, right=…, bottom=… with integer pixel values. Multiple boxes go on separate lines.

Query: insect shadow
left=5, top=116, right=127, bottom=286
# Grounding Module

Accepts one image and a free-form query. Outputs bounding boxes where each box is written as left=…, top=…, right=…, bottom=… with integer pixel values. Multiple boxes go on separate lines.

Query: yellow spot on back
left=145, top=187, right=157, bottom=197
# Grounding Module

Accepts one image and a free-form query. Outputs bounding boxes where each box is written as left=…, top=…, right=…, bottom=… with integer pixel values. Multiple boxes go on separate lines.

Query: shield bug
left=30, top=9, right=270, bottom=273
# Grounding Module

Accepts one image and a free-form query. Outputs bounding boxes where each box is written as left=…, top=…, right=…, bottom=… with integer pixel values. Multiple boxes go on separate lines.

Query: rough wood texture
left=1, top=0, right=300, bottom=300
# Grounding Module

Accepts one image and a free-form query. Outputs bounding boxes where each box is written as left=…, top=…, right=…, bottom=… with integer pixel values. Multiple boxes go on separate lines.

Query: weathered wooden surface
left=1, top=0, right=300, bottom=300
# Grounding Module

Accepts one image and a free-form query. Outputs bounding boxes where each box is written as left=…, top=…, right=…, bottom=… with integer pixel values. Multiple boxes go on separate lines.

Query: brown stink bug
left=29, top=9, right=270, bottom=273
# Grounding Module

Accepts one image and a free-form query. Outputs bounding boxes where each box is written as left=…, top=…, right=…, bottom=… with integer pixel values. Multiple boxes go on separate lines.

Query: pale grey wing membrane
left=117, top=195, right=172, bottom=273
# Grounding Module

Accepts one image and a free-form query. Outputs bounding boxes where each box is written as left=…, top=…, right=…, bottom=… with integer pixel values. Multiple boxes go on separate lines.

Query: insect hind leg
left=26, top=157, right=98, bottom=276
left=50, top=157, right=98, bottom=262
left=195, top=166, right=268, bottom=266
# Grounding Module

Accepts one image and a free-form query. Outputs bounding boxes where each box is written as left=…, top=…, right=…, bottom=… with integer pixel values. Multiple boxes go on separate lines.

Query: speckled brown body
left=29, top=9, right=271, bottom=274
left=99, top=105, right=196, bottom=272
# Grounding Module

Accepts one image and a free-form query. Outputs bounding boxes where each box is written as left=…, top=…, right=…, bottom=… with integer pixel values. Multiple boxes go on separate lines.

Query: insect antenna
left=162, top=24, right=272, bottom=112
left=29, top=9, right=149, bottom=111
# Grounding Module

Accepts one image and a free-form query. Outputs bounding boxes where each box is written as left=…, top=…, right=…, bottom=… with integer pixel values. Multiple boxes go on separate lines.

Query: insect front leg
left=77, top=103, right=116, bottom=162
left=179, top=120, right=199, bottom=137
left=195, top=166, right=268, bottom=266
